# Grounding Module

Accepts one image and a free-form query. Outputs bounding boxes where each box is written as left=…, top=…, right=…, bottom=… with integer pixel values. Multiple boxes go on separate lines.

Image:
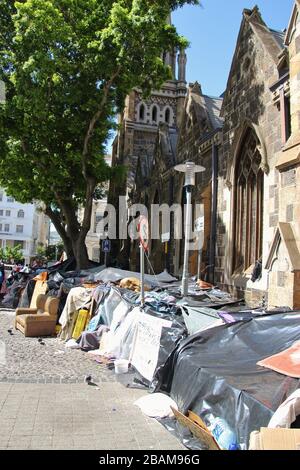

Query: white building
left=0, top=189, right=50, bottom=264
left=45, top=155, right=112, bottom=263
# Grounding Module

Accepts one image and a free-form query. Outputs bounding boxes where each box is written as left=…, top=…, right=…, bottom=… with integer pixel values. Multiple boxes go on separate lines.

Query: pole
left=164, top=242, right=168, bottom=272
left=182, top=186, right=192, bottom=297
left=197, top=236, right=202, bottom=281
left=140, top=243, right=145, bottom=307
left=209, top=143, right=218, bottom=284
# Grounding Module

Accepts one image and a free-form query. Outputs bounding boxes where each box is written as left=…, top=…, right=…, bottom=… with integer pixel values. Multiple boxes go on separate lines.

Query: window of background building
left=139, top=103, right=145, bottom=122
left=4, top=224, right=9, bottom=232
left=5, top=210, right=11, bottom=217
left=152, top=106, right=158, bottom=123
left=17, top=210, right=25, bottom=218
left=6, top=196, right=14, bottom=203
left=279, top=87, right=292, bottom=145
left=16, top=225, right=23, bottom=233
left=0, top=193, right=3, bottom=202
left=165, top=108, right=171, bottom=124
left=0, top=210, right=3, bottom=216
left=0, top=224, right=2, bottom=231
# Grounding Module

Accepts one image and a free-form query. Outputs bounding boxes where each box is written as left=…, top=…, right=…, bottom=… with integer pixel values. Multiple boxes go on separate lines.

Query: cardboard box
left=249, top=428, right=300, bottom=450
left=171, top=407, right=221, bottom=450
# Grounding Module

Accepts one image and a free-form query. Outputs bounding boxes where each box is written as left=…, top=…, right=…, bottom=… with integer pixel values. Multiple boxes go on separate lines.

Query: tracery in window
left=233, top=129, right=264, bottom=272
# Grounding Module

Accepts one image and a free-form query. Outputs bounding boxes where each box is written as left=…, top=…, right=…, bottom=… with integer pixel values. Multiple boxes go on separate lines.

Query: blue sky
left=173, top=0, right=295, bottom=97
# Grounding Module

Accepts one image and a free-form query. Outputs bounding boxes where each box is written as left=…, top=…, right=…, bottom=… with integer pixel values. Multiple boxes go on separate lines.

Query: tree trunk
left=45, top=206, right=74, bottom=258
left=72, top=236, right=90, bottom=270
left=63, top=238, right=74, bottom=259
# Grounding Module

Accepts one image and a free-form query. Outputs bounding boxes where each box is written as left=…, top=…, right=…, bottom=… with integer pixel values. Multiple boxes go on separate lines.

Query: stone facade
left=108, top=42, right=187, bottom=269
left=110, top=3, right=300, bottom=309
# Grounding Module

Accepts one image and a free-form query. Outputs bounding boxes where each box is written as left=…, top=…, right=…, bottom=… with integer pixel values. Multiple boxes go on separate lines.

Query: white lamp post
left=175, top=161, right=205, bottom=297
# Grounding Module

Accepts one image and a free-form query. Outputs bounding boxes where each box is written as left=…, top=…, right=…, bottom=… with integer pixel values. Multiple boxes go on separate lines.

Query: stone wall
left=216, top=13, right=284, bottom=304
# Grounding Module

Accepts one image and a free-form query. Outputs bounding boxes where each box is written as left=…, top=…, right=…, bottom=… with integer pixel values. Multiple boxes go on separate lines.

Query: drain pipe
left=209, top=142, right=218, bottom=284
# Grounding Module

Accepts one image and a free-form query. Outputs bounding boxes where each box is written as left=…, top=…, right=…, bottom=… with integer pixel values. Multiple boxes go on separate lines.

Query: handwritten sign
left=131, top=313, right=172, bottom=382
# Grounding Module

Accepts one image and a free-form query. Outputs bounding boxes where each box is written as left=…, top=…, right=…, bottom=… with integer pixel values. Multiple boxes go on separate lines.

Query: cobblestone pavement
left=0, top=311, right=186, bottom=450
left=0, top=311, right=116, bottom=383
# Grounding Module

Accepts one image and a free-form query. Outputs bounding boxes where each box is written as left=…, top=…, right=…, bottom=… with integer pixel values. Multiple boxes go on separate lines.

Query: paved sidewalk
left=0, top=311, right=185, bottom=450
left=0, top=311, right=116, bottom=383
left=0, top=383, right=185, bottom=450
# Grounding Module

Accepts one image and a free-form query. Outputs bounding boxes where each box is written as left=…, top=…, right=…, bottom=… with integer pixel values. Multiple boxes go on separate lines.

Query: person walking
left=0, top=262, right=5, bottom=300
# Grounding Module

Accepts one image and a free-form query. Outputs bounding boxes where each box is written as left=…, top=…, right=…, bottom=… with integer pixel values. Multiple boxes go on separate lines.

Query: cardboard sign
left=131, top=313, right=172, bottom=382
left=172, top=407, right=221, bottom=451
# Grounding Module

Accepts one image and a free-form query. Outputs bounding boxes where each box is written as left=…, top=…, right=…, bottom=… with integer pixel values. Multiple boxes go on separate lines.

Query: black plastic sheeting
left=158, top=312, right=300, bottom=450
left=47, top=257, right=101, bottom=274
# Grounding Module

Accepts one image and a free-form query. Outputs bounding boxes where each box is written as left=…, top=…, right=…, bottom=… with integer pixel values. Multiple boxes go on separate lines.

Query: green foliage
left=0, top=244, right=24, bottom=263
left=0, top=0, right=199, bottom=264
left=46, top=243, right=64, bottom=261
left=36, top=245, right=47, bottom=257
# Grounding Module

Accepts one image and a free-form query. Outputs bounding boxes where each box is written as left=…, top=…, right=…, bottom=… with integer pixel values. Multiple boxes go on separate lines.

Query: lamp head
left=174, top=161, right=205, bottom=186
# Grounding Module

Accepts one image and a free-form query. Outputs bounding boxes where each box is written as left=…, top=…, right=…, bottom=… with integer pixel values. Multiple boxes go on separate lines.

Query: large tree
left=0, top=0, right=199, bottom=268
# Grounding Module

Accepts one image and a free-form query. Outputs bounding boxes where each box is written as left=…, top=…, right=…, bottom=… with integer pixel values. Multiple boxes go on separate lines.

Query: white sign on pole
left=131, top=313, right=172, bottom=382
left=195, top=216, right=205, bottom=233
left=161, top=232, right=170, bottom=243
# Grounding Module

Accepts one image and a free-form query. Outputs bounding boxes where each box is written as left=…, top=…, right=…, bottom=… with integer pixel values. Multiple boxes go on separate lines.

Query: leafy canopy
left=0, top=0, right=199, bottom=227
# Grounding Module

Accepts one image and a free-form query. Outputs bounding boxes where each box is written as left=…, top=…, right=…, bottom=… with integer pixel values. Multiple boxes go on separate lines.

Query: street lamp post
left=175, top=161, right=205, bottom=297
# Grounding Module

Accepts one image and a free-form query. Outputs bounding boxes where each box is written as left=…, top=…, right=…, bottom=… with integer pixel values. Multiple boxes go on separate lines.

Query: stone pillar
left=178, top=49, right=187, bottom=82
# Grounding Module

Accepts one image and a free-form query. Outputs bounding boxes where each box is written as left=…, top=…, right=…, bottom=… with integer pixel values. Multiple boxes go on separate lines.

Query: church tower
left=111, top=13, right=188, bottom=179
left=109, top=14, right=188, bottom=268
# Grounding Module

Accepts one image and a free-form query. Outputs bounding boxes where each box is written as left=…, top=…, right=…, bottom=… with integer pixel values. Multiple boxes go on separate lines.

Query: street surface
left=0, top=311, right=185, bottom=450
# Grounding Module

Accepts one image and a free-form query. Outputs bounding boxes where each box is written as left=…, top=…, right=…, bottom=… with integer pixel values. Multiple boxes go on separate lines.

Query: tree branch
left=82, top=67, right=121, bottom=177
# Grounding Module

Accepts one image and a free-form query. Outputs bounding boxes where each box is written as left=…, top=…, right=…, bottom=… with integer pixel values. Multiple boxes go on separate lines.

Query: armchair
left=15, top=294, right=59, bottom=337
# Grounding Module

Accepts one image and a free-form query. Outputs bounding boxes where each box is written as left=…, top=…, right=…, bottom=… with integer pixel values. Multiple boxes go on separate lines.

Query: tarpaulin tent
left=158, top=312, right=300, bottom=449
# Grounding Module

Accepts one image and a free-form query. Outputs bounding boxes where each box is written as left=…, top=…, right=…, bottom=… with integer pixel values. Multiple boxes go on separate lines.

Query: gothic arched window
left=139, top=103, right=145, bottom=121
left=233, top=128, right=264, bottom=272
left=165, top=108, right=171, bottom=124
left=152, top=106, right=158, bottom=123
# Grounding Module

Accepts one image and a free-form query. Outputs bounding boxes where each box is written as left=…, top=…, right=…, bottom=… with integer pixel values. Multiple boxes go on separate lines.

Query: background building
left=82, top=155, right=112, bottom=263
left=0, top=189, right=49, bottom=264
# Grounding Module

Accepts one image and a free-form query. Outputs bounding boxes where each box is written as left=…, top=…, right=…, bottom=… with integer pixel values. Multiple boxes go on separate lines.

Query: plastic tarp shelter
left=93, top=267, right=177, bottom=287
left=158, top=312, right=300, bottom=449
